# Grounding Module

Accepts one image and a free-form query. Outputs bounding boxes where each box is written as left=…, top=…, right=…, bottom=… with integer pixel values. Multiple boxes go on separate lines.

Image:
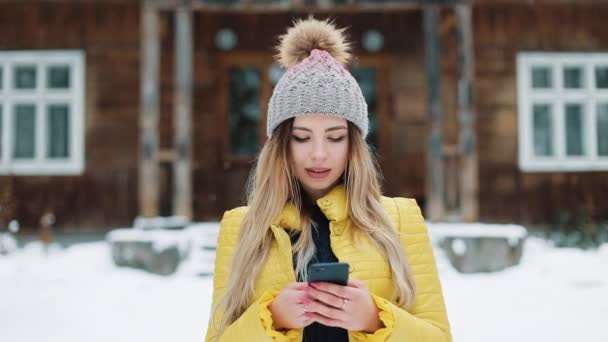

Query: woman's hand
left=303, top=279, right=384, bottom=333
left=268, top=282, right=315, bottom=330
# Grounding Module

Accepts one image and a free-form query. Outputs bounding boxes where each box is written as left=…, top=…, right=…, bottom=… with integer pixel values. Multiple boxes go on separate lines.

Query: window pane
left=598, top=103, right=608, bottom=156
left=269, top=64, right=285, bottom=87
left=47, top=105, right=70, bottom=158
left=14, top=66, right=37, bottom=89
left=563, top=66, right=584, bottom=89
left=13, top=104, right=36, bottom=159
left=229, top=67, right=260, bottom=156
left=532, top=104, right=553, bottom=157
left=565, top=104, right=585, bottom=156
left=47, top=66, right=70, bottom=89
left=352, top=68, right=378, bottom=150
left=531, top=66, right=552, bottom=89
left=596, top=66, right=608, bottom=89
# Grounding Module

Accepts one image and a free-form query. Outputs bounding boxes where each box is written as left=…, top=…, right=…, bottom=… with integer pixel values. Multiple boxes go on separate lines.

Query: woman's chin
left=301, top=179, right=340, bottom=196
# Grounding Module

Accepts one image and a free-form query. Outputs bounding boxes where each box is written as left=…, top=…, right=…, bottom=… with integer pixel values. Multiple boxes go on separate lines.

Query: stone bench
left=429, top=223, right=527, bottom=273
left=106, top=216, right=191, bottom=276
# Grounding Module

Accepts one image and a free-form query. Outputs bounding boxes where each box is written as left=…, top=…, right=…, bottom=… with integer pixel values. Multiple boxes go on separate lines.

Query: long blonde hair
left=212, top=119, right=416, bottom=339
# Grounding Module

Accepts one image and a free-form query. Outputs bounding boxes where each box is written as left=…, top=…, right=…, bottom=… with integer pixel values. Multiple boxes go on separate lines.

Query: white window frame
left=517, top=52, right=608, bottom=172
left=0, top=50, right=85, bottom=175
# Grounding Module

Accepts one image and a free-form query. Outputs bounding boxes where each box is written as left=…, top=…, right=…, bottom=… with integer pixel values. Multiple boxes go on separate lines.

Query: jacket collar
left=273, top=184, right=348, bottom=229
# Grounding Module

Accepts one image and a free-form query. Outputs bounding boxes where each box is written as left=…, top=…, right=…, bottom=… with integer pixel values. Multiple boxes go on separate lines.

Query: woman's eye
left=292, top=136, right=309, bottom=142
left=329, top=136, right=346, bottom=142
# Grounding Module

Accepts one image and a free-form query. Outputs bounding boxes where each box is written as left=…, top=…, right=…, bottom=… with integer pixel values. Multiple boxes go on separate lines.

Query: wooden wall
left=2, top=0, right=607, bottom=231
left=469, top=3, right=608, bottom=224
left=0, top=1, right=141, bottom=230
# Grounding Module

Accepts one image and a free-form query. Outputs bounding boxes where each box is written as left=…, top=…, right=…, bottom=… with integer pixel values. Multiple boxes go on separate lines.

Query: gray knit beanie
left=267, top=18, right=368, bottom=138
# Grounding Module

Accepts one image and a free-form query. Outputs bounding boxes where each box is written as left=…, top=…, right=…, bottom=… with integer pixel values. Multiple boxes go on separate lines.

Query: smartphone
left=307, top=262, right=350, bottom=286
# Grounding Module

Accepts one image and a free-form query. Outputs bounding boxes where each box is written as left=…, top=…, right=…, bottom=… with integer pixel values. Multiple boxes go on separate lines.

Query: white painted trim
left=596, top=100, right=608, bottom=158
left=517, top=52, right=608, bottom=172
left=0, top=101, right=5, bottom=167
left=0, top=50, right=85, bottom=175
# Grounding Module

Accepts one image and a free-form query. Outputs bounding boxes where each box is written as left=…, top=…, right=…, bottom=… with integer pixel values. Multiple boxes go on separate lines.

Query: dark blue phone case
left=307, top=262, right=350, bottom=286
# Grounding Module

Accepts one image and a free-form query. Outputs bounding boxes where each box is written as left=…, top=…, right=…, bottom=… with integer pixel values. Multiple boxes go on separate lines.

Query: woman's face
left=289, top=115, right=349, bottom=201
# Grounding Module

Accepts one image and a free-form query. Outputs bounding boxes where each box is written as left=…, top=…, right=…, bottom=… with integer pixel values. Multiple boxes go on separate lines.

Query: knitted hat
left=267, top=18, right=368, bottom=138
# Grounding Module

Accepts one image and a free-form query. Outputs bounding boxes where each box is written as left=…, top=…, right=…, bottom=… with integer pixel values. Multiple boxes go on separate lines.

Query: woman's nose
left=310, top=141, right=328, bottom=161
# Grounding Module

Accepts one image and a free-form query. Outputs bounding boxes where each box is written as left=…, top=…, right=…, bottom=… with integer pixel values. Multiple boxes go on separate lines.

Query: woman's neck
left=301, top=180, right=341, bottom=204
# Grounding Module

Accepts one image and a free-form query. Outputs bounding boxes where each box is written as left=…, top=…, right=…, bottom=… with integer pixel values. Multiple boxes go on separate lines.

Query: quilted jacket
left=205, top=184, right=452, bottom=341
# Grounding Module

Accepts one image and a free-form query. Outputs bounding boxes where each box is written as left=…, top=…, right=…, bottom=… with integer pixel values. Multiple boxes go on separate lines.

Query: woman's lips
left=305, top=168, right=331, bottom=179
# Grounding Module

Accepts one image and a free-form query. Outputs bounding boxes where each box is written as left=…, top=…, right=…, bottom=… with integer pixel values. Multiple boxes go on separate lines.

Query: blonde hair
left=212, top=119, right=416, bottom=339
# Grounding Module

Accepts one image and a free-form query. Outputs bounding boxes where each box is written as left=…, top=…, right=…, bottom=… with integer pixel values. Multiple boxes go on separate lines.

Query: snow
left=133, top=215, right=190, bottom=230
left=1, top=223, right=607, bottom=342
left=0, top=233, right=18, bottom=254
left=434, top=236, right=608, bottom=341
left=106, top=228, right=192, bottom=254
left=0, top=241, right=214, bottom=342
left=431, top=222, right=528, bottom=239
left=451, top=238, right=467, bottom=256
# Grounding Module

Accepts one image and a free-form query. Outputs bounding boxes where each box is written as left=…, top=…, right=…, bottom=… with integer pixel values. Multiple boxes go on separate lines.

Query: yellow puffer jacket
left=205, top=185, right=452, bottom=341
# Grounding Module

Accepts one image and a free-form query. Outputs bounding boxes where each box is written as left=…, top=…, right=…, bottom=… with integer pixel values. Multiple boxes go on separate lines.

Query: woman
left=205, top=17, right=451, bottom=342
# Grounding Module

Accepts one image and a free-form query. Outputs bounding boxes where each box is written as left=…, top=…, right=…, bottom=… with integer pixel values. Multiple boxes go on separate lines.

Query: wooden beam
left=174, top=4, right=193, bottom=220
left=150, top=0, right=467, bottom=12
left=158, top=149, right=177, bottom=163
left=455, top=4, right=479, bottom=221
left=423, top=5, right=445, bottom=221
left=139, top=0, right=160, bottom=217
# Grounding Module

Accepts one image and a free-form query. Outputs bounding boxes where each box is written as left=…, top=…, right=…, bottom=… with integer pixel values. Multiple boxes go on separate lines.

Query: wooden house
left=0, top=0, right=607, bottom=231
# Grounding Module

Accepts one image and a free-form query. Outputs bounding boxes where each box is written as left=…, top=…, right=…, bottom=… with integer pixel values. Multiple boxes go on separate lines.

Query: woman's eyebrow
left=292, top=126, right=348, bottom=132
left=325, top=126, right=348, bottom=132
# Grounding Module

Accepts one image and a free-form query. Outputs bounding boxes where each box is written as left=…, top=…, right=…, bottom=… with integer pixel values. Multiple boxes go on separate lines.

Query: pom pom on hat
left=275, top=17, right=352, bottom=68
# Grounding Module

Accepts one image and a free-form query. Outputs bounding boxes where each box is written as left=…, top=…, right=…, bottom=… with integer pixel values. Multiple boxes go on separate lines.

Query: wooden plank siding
left=1, top=1, right=607, bottom=231
left=470, top=3, right=608, bottom=224
left=0, top=1, right=141, bottom=230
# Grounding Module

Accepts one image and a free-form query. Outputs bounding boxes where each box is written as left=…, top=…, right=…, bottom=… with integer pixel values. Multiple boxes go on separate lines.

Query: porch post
left=174, top=3, right=193, bottom=219
left=456, top=4, right=479, bottom=221
left=423, top=5, right=445, bottom=221
left=139, top=0, right=160, bottom=217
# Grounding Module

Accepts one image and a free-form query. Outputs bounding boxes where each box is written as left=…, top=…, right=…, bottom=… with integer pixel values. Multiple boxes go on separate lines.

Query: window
left=228, top=66, right=260, bottom=156
left=351, top=68, right=378, bottom=151
left=0, top=50, right=84, bottom=175
left=517, top=53, right=608, bottom=171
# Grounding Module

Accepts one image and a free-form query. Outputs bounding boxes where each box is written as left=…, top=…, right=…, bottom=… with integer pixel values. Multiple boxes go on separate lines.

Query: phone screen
left=307, top=262, right=349, bottom=286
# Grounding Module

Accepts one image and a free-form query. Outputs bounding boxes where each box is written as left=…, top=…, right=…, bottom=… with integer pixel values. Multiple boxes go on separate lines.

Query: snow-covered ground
left=1, top=224, right=607, bottom=342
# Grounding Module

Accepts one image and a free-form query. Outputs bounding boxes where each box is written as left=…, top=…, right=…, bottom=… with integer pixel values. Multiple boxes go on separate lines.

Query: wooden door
left=352, top=55, right=401, bottom=196
left=217, top=53, right=273, bottom=210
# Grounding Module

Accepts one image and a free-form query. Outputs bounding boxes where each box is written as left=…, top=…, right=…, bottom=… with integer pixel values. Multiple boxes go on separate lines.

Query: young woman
left=205, top=17, right=452, bottom=342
